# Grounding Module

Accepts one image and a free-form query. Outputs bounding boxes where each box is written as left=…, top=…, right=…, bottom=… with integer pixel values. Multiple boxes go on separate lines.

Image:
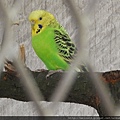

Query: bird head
left=28, top=10, right=55, bottom=36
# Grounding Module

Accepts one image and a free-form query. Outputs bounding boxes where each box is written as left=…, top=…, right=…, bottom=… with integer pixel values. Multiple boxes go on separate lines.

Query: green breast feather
left=32, top=26, right=77, bottom=70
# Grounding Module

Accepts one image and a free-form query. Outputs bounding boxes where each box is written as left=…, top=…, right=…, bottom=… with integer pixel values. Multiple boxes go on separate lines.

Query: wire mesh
left=0, top=0, right=119, bottom=117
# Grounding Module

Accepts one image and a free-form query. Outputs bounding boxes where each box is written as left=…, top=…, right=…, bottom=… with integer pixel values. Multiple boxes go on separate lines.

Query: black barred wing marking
left=54, top=29, right=77, bottom=63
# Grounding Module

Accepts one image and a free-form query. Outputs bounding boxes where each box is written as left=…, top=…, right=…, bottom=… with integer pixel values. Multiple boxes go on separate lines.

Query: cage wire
left=0, top=0, right=118, bottom=116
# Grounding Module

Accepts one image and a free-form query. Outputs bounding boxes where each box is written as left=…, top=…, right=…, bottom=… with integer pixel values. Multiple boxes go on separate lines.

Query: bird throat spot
left=36, top=24, right=43, bottom=34
left=36, top=29, right=40, bottom=33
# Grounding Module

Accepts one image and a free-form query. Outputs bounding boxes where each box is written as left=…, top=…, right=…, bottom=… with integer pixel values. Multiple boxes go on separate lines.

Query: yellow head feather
left=28, top=10, right=55, bottom=36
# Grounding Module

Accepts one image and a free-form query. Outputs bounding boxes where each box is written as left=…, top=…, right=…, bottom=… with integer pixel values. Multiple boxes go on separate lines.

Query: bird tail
left=74, top=63, right=88, bottom=72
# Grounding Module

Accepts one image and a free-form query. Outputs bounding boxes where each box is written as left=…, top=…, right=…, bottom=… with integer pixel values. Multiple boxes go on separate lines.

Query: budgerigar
left=28, top=10, right=87, bottom=71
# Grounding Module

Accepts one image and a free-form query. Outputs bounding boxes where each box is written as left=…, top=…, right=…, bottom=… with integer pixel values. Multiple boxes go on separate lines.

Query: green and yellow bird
left=28, top=10, right=86, bottom=71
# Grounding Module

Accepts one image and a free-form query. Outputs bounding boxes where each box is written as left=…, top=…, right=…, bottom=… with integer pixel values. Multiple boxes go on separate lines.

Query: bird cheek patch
left=38, top=24, right=43, bottom=29
left=36, top=24, right=43, bottom=34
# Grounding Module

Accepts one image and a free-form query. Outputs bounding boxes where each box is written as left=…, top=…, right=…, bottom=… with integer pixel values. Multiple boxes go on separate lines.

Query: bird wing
left=54, top=28, right=77, bottom=63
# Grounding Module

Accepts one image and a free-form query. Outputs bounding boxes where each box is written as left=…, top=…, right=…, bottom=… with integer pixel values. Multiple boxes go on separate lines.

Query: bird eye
left=39, top=17, right=42, bottom=20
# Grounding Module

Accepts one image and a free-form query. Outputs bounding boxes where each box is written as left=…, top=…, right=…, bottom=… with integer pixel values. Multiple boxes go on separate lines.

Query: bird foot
left=46, top=70, right=63, bottom=79
left=35, top=69, right=47, bottom=72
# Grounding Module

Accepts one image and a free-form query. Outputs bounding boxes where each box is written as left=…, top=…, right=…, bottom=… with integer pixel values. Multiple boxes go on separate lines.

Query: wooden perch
left=0, top=70, right=120, bottom=116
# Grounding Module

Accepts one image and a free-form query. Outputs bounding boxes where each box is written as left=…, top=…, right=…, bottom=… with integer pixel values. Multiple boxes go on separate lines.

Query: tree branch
left=0, top=70, right=120, bottom=116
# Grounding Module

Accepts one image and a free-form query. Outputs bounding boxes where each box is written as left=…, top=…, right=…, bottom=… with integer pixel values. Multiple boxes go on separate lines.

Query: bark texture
left=0, top=70, right=120, bottom=116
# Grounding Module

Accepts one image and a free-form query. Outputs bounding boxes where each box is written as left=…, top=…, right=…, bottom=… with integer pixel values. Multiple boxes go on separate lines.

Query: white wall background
left=0, top=0, right=120, bottom=116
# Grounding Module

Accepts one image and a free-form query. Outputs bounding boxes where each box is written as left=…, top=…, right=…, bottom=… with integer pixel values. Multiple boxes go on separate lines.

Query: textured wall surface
left=0, top=0, right=120, bottom=116
left=0, top=98, right=98, bottom=116
left=89, top=0, right=120, bottom=72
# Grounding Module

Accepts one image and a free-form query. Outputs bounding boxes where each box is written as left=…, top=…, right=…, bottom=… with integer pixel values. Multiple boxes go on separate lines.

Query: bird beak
left=30, top=20, right=35, bottom=26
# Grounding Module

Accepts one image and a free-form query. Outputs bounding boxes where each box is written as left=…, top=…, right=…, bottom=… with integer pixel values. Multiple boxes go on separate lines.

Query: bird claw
left=35, top=69, right=47, bottom=72
left=46, top=70, right=63, bottom=79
